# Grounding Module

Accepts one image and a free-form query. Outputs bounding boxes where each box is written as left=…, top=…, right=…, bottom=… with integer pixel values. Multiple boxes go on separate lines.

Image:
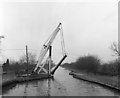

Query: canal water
left=2, top=67, right=120, bottom=96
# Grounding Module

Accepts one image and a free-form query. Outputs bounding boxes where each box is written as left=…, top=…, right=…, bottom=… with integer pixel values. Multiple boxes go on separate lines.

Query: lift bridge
left=32, top=23, right=67, bottom=77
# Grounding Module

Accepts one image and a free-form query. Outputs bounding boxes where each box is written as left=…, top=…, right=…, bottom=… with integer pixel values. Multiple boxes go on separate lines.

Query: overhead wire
left=0, top=49, right=40, bottom=51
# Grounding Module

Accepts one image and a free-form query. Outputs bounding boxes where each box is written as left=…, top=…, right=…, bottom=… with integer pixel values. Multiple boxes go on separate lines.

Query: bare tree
left=111, top=42, right=120, bottom=76
left=19, top=52, right=37, bottom=65
left=111, top=42, right=120, bottom=56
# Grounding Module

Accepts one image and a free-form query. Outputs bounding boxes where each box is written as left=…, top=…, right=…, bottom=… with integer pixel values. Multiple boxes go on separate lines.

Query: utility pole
left=0, top=36, right=4, bottom=53
left=26, top=45, right=29, bottom=76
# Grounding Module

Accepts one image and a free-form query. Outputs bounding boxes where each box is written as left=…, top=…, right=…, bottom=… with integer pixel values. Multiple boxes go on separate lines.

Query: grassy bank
left=2, top=72, right=53, bottom=88
left=61, top=55, right=120, bottom=91
left=66, top=67, right=120, bottom=91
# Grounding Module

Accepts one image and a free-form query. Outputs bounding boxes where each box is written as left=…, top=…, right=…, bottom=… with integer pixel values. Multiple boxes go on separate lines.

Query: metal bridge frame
left=33, top=23, right=67, bottom=76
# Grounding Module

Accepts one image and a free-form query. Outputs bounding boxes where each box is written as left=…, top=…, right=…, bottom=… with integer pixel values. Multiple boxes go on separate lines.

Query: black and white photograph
left=0, top=0, right=120, bottom=97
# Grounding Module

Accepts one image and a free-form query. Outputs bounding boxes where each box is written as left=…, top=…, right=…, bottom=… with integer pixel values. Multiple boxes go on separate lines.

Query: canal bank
left=69, top=70, right=120, bottom=92
left=3, top=67, right=120, bottom=96
left=1, top=73, right=53, bottom=88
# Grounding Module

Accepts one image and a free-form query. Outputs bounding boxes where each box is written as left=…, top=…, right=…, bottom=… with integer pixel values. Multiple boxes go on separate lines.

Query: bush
left=97, top=59, right=119, bottom=76
left=62, top=55, right=100, bottom=74
left=62, top=55, right=119, bottom=76
left=75, top=55, right=100, bottom=73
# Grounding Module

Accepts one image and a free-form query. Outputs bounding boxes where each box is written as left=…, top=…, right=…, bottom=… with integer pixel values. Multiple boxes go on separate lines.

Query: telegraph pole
left=0, top=36, right=4, bottom=66
left=0, top=36, right=4, bottom=53
left=26, top=45, right=29, bottom=76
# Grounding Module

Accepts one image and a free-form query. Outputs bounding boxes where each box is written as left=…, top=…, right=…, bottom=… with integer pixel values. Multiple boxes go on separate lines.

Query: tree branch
left=111, top=42, right=120, bottom=56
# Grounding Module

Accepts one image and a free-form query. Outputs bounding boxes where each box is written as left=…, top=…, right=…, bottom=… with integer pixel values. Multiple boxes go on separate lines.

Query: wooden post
left=48, top=46, right=52, bottom=76
left=26, top=45, right=29, bottom=76
left=51, top=54, right=67, bottom=75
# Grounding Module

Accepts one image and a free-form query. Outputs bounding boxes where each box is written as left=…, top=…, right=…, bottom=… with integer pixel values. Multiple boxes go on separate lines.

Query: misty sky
left=0, top=0, right=118, bottom=64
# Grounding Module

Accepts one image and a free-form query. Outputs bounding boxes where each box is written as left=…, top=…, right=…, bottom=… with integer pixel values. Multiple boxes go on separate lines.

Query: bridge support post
left=48, top=46, right=52, bottom=76
left=51, top=54, right=67, bottom=75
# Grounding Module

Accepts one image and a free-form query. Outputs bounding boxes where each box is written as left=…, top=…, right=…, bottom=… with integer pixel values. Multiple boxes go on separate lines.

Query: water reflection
left=2, top=67, right=120, bottom=96
left=2, top=83, right=17, bottom=94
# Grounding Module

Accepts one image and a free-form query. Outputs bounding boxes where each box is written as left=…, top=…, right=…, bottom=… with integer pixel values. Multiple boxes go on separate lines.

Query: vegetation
left=2, top=41, right=120, bottom=76
left=62, top=55, right=119, bottom=76
left=2, top=52, right=56, bottom=75
left=110, top=41, right=120, bottom=76
left=2, top=52, right=37, bottom=75
left=2, top=60, right=36, bottom=75
left=18, top=52, right=37, bottom=65
left=62, top=42, right=120, bottom=76
left=110, top=42, right=120, bottom=56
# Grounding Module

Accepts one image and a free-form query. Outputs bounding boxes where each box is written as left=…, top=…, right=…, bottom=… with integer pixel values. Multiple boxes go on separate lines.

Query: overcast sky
left=0, top=0, right=118, bottom=64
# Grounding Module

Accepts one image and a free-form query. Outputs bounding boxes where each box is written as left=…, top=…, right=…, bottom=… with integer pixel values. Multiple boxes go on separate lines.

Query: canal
left=2, top=67, right=120, bottom=96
